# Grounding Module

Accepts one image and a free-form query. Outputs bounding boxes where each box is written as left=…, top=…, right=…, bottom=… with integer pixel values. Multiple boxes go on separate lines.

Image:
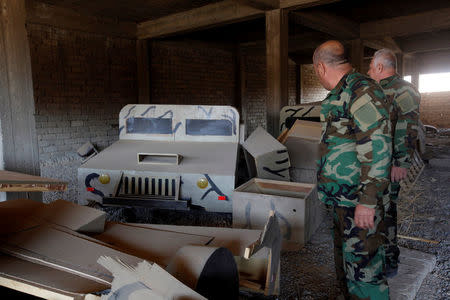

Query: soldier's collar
left=379, top=73, right=400, bottom=87
left=329, top=69, right=355, bottom=95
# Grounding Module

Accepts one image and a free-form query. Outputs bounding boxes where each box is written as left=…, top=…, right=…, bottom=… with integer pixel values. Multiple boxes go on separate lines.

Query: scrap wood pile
left=0, top=199, right=281, bottom=300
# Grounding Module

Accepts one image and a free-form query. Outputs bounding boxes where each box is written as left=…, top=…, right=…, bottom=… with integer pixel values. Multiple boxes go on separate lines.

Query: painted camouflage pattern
left=380, top=75, right=420, bottom=270
left=380, top=74, right=420, bottom=169
left=334, top=206, right=389, bottom=300
left=317, top=70, right=392, bottom=209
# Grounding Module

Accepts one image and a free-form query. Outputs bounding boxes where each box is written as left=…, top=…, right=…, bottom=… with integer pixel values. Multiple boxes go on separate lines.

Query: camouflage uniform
left=380, top=74, right=421, bottom=270
left=317, top=70, right=392, bottom=299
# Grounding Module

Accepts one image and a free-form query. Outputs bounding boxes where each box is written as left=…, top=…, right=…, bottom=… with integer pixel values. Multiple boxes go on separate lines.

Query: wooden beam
left=137, top=0, right=263, bottom=39
left=137, top=40, right=150, bottom=104
left=137, top=0, right=342, bottom=39
left=0, top=0, right=41, bottom=201
left=400, top=31, right=450, bottom=54
left=235, top=0, right=280, bottom=10
left=25, top=0, right=136, bottom=38
left=280, top=0, right=340, bottom=10
left=291, top=10, right=359, bottom=39
left=360, top=7, right=450, bottom=39
left=266, top=9, right=289, bottom=136
left=363, top=37, right=402, bottom=53
left=288, top=53, right=313, bottom=65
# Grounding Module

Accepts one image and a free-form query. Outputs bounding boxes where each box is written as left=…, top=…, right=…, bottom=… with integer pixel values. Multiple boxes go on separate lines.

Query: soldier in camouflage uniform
left=313, top=41, right=392, bottom=299
left=368, top=49, right=421, bottom=277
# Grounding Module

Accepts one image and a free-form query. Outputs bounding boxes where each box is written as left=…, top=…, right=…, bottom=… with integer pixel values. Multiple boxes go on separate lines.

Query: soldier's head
left=313, top=40, right=352, bottom=90
left=368, top=48, right=397, bottom=82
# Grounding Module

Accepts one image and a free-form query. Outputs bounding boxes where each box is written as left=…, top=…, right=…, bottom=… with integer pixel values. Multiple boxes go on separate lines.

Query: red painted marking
left=218, top=196, right=226, bottom=201
left=86, top=187, right=95, bottom=192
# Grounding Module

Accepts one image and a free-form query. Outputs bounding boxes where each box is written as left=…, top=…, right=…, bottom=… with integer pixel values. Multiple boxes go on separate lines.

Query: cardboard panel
left=280, top=120, right=321, bottom=170
left=94, top=223, right=213, bottom=266
left=242, top=127, right=290, bottom=181
left=233, top=178, right=316, bottom=250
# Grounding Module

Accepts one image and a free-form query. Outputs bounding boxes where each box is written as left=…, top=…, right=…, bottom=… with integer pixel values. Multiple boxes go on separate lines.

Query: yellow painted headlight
left=197, top=178, right=208, bottom=189
left=99, top=174, right=110, bottom=184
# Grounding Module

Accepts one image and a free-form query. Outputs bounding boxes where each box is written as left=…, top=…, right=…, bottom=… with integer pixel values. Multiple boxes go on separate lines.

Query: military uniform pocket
left=350, top=94, right=382, bottom=131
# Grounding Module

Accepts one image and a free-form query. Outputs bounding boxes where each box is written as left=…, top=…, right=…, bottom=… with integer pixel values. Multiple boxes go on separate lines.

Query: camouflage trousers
left=333, top=206, right=389, bottom=300
left=384, top=181, right=401, bottom=269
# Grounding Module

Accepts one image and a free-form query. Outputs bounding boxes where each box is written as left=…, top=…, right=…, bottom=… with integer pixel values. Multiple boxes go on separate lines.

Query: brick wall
left=150, top=40, right=235, bottom=105
left=420, top=91, right=450, bottom=128
left=28, top=24, right=137, bottom=203
left=301, top=64, right=328, bottom=103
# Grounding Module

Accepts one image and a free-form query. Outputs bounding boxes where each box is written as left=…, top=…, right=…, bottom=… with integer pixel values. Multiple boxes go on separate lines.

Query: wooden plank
left=360, top=7, right=450, bottom=39
left=236, top=0, right=280, bottom=10
left=0, top=0, right=40, bottom=200
left=0, top=225, right=143, bottom=285
left=400, top=31, right=450, bottom=54
left=280, top=0, right=340, bottom=10
left=137, top=39, right=150, bottom=104
left=266, top=9, right=289, bottom=136
left=363, top=37, right=403, bottom=53
left=137, top=0, right=263, bottom=39
left=25, top=0, right=136, bottom=38
left=0, top=170, right=67, bottom=192
left=291, top=10, right=359, bottom=39
left=0, top=254, right=107, bottom=298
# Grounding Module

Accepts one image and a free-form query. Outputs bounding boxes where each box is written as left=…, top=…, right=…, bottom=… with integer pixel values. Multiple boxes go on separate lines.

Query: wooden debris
left=0, top=170, right=67, bottom=192
left=400, top=149, right=425, bottom=195
left=398, top=234, right=439, bottom=244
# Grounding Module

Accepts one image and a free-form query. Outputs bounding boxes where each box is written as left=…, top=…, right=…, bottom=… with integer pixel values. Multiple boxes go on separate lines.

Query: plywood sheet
left=0, top=254, right=108, bottom=296
left=40, top=200, right=106, bottom=233
left=94, top=223, right=213, bottom=266
left=132, top=224, right=262, bottom=257
left=0, top=225, right=142, bottom=284
left=0, top=170, right=67, bottom=192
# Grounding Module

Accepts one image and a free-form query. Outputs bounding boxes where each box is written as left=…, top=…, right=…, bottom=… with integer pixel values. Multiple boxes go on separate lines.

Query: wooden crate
left=233, top=178, right=320, bottom=250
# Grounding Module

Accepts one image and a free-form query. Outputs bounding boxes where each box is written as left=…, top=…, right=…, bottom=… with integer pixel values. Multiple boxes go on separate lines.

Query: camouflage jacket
left=380, top=74, right=420, bottom=169
left=317, top=70, right=392, bottom=209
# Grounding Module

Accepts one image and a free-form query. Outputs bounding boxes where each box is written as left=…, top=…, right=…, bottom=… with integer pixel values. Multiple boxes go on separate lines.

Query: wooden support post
left=137, top=39, right=150, bottom=104
left=296, top=64, right=301, bottom=104
left=411, top=73, right=419, bottom=90
left=396, top=53, right=404, bottom=77
left=266, top=9, right=289, bottom=136
left=234, top=44, right=244, bottom=119
left=350, top=39, right=364, bottom=73
left=0, top=0, right=40, bottom=201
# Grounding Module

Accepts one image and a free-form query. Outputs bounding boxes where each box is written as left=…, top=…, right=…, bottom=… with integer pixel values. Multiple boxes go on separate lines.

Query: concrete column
left=0, top=0, right=41, bottom=200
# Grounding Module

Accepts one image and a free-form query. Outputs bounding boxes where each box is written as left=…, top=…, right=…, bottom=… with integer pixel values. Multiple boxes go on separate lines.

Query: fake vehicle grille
left=121, top=176, right=178, bottom=197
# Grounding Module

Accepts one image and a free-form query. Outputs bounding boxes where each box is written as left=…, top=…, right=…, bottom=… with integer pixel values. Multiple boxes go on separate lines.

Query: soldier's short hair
left=373, top=48, right=397, bottom=70
left=313, top=41, right=349, bottom=66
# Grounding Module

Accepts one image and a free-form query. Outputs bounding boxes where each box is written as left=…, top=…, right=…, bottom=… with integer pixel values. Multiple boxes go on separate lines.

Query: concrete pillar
left=0, top=0, right=41, bottom=201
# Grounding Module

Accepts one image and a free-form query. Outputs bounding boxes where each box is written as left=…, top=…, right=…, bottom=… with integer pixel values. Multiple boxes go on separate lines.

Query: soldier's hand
left=391, top=166, right=408, bottom=182
left=354, top=204, right=375, bottom=229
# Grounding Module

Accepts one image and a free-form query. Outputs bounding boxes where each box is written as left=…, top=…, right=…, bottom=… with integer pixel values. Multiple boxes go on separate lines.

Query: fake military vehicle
left=279, top=101, right=321, bottom=134
left=78, top=105, right=239, bottom=213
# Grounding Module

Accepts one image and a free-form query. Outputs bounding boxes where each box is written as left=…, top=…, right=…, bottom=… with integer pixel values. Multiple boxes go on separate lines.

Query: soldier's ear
left=317, top=62, right=325, bottom=76
left=376, top=63, right=383, bottom=73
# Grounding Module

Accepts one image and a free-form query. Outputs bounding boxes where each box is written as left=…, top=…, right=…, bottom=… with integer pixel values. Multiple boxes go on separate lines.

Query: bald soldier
left=368, top=49, right=421, bottom=277
left=313, top=41, right=392, bottom=299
